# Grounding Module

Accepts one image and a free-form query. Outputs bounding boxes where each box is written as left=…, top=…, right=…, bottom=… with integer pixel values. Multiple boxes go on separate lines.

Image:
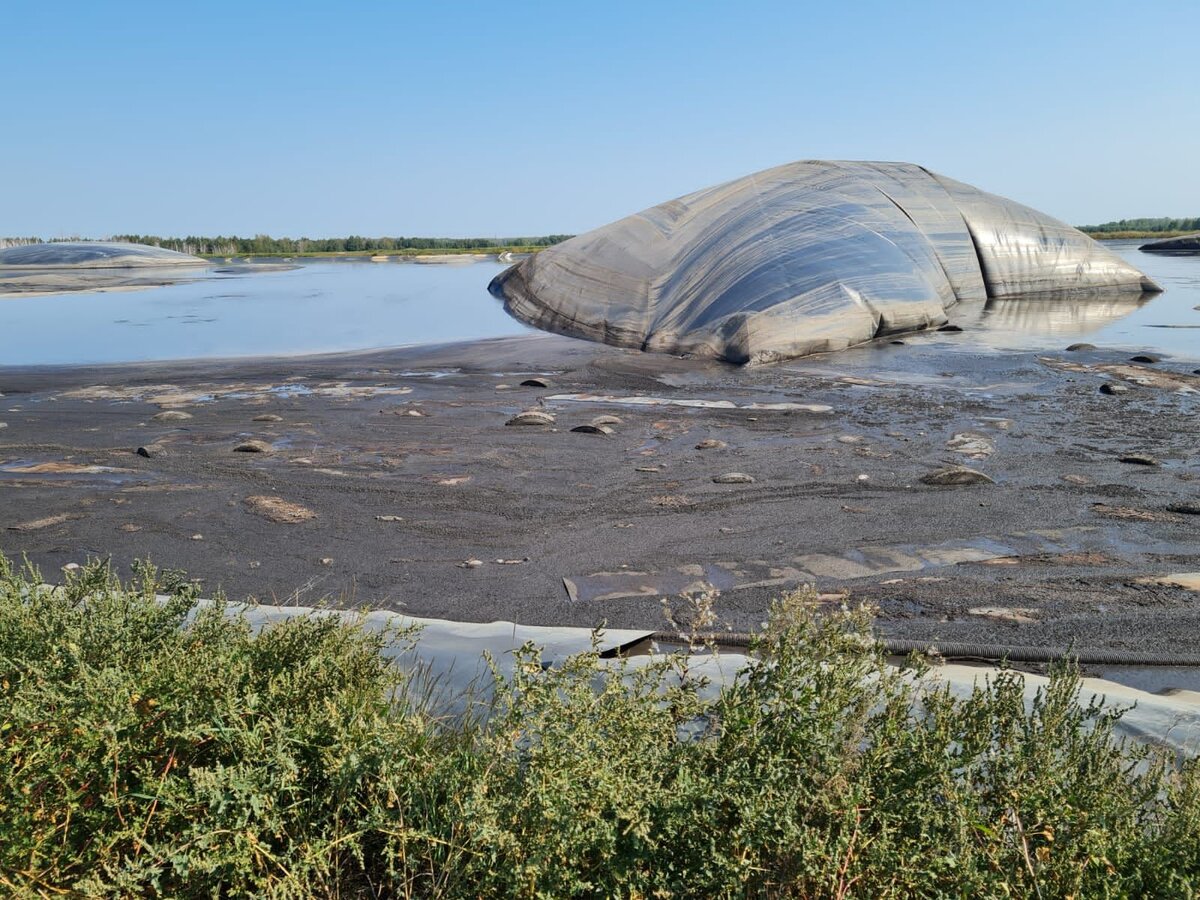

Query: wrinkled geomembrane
left=0, top=241, right=206, bottom=269
left=490, top=161, right=1160, bottom=364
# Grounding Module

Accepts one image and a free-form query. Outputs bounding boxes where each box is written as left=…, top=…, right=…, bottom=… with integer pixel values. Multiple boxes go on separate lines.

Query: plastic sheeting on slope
left=0, top=241, right=207, bottom=268
left=229, top=601, right=1200, bottom=756
left=490, top=161, right=1160, bottom=364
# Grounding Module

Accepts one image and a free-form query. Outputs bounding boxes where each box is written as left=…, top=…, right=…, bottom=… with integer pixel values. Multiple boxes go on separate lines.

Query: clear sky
left=4, top=0, right=1197, bottom=239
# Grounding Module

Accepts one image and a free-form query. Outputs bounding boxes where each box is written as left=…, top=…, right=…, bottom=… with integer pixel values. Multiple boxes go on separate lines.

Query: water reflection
left=954, top=291, right=1156, bottom=343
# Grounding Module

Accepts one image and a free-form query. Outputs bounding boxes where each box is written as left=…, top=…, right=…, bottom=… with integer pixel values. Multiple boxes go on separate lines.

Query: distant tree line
left=1080, top=217, right=1200, bottom=234
left=107, top=234, right=574, bottom=256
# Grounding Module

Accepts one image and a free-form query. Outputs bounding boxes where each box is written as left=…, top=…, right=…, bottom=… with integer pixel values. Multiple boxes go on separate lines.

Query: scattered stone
left=1119, top=454, right=1160, bottom=467
left=1099, top=383, right=1129, bottom=395
left=938, top=324, right=963, bottom=333
left=920, top=466, right=994, bottom=486
left=0, top=422, right=7, bottom=430
left=119, top=523, right=141, bottom=532
left=135, top=443, right=167, bottom=459
left=570, top=423, right=613, bottom=435
left=459, top=558, right=484, bottom=568
left=591, top=414, right=622, bottom=426
left=252, top=413, right=283, bottom=422
left=375, top=514, right=405, bottom=522
left=1166, top=502, right=1200, bottom=516
left=249, top=561, right=261, bottom=569
left=520, top=378, right=551, bottom=388
left=635, top=466, right=661, bottom=473
left=495, top=557, right=529, bottom=565
left=152, top=410, right=192, bottom=422
left=505, top=410, right=555, bottom=427
left=890, top=340, right=906, bottom=345
left=836, top=435, right=864, bottom=445
left=437, top=475, right=471, bottom=486
left=191, top=533, right=204, bottom=541
left=1130, top=353, right=1161, bottom=364
left=62, top=563, right=81, bottom=572
left=7, top=513, right=76, bottom=532
left=233, top=440, right=274, bottom=454
left=946, top=431, right=994, bottom=459
left=404, top=408, right=427, bottom=417
left=713, top=472, right=755, bottom=484
left=1137, top=573, right=1200, bottom=591
left=969, top=606, right=1039, bottom=624
left=1092, top=504, right=1180, bottom=522
left=320, top=557, right=334, bottom=566
left=856, top=474, right=870, bottom=482
left=244, top=495, right=316, bottom=523
left=695, top=439, right=727, bottom=450
left=1065, top=342, right=1097, bottom=352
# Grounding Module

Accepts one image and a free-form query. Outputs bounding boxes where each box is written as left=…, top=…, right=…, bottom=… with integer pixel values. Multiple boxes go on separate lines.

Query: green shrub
left=1, top=555, right=1199, bottom=897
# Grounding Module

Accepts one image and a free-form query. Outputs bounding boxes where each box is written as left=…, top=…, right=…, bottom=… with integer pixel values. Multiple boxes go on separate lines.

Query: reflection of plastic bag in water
left=490, top=161, right=1159, bottom=364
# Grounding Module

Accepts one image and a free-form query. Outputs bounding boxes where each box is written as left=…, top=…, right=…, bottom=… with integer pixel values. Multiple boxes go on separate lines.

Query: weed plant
left=2, top=556, right=1199, bottom=897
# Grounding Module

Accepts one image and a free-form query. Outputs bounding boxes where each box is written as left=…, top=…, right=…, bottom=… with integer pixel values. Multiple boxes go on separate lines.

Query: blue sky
left=3, top=0, right=1197, bottom=238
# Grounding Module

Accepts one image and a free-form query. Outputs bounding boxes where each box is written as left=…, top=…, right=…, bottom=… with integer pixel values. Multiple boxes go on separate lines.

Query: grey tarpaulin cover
left=490, top=161, right=1160, bottom=364
left=0, top=241, right=207, bottom=268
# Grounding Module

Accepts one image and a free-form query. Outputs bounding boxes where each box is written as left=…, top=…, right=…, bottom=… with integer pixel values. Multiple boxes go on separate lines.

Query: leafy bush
left=2, top=556, right=1199, bottom=897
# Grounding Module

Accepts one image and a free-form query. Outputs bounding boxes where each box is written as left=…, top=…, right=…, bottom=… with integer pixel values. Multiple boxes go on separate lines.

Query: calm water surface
left=0, top=261, right=529, bottom=366
left=0, top=242, right=1196, bottom=366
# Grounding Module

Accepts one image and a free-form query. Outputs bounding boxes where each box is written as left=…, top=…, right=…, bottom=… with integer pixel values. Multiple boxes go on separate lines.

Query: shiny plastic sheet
left=0, top=241, right=206, bottom=268
left=490, top=161, right=1159, bottom=364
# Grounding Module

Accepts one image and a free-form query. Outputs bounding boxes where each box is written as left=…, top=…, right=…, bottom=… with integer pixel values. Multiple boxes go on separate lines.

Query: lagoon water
left=0, top=241, right=1196, bottom=367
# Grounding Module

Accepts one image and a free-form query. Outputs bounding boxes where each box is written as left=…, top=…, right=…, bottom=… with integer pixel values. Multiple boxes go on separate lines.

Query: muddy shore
left=1, top=332, right=1198, bottom=654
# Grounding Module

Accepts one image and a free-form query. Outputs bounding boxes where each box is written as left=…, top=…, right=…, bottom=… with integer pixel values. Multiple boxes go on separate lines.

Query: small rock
left=375, top=514, right=405, bottom=522
left=713, top=472, right=755, bottom=484
left=233, top=440, right=274, bottom=454
left=591, top=414, right=622, bottom=426
left=856, top=474, right=870, bottom=482
left=570, top=423, right=613, bottom=435
left=505, top=410, right=555, bottom=427
left=890, top=340, right=906, bottom=346
left=1166, top=502, right=1200, bottom=516
left=1099, top=383, right=1129, bottom=395
left=252, top=414, right=283, bottom=423
left=1119, top=454, right=1160, bottom=467
left=62, top=563, right=81, bottom=572
left=458, top=558, right=484, bottom=568
left=119, top=523, right=141, bottom=532
left=249, top=561, right=261, bottom=569
left=319, top=557, right=333, bottom=566
left=135, top=443, right=167, bottom=459
left=405, top=408, right=427, bottom=417
left=1130, top=354, right=1161, bottom=364
left=1062, top=474, right=1091, bottom=486
left=836, top=435, right=864, bottom=445
left=244, top=495, right=316, bottom=523
left=695, top=439, right=727, bottom=450
left=938, top=324, right=963, bottom=333
left=635, top=466, right=660, bottom=473
left=152, top=410, right=192, bottom=422
left=1065, top=343, right=1096, bottom=352
left=920, top=466, right=994, bottom=486
left=946, top=431, right=994, bottom=459
left=0, top=422, right=7, bottom=430
left=520, top=378, right=551, bottom=388
left=191, top=534, right=204, bottom=541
